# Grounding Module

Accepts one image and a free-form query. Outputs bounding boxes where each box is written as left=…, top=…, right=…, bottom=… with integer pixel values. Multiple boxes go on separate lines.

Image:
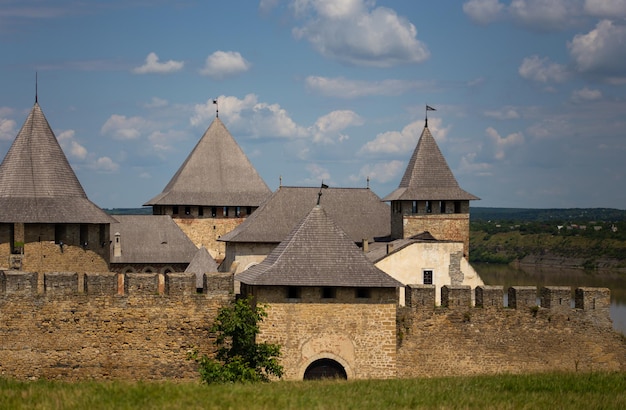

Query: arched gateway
left=303, top=358, right=348, bottom=380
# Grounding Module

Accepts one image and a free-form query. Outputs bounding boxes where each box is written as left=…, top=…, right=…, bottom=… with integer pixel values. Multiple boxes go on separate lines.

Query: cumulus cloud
left=90, top=156, right=119, bottom=172
left=132, top=52, right=184, bottom=74
left=509, top=0, right=577, bottom=31
left=199, top=51, right=251, bottom=79
left=192, top=94, right=307, bottom=139
left=463, top=0, right=505, bottom=25
left=148, top=129, right=188, bottom=155
left=144, top=97, right=168, bottom=108
left=351, top=160, right=405, bottom=184
left=291, top=0, right=429, bottom=67
left=0, top=117, right=16, bottom=141
left=305, top=76, right=432, bottom=98
left=57, top=130, right=87, bottom=160
left=358, top=120, right=423, bottom=156
left=486, top=126, right=524, bottom=160
left=310, top=110, right=363, bottom=144
left=303, top=163, right=332, bottom=185
left=484, top=106, right=521, bottom=120
left=518, top=55, right=569, bottom=83
left=101, top=114, right=150, bottom=140
left=584, top=0, right=626, bottom=18
left=571, top=87, right=602, bottom=102
left=568, top=19, right=626, bottom=83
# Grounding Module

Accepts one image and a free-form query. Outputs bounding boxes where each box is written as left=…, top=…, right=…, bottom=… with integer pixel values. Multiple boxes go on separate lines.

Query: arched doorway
left=303, top=358, right=347, bottom=380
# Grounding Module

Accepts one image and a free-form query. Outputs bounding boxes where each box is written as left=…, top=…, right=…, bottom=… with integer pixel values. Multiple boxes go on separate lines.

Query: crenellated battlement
left=406, top=284, right=610, bottom=314
left=0, top=270, right=233, bottom=298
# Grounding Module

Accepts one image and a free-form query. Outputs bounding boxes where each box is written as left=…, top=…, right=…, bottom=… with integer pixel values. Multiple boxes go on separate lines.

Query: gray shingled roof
left=0, top=102, right=115, bottom=223
left=236, top=205, right=402, bottom=287
left=219, top=186, right=390, bottom=243
left=185, top=246, right=219, bottom=288
left=110, top=215, right=197, bottom=264
left=144, top=118, right=271, bottom=207
left=383, top=125, right=479, bottom=202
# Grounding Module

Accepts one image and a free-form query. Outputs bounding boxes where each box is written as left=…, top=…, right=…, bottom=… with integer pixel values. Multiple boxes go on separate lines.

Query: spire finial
left=366, top=176, right=370, bottom=189
left=35, top=72, right=38, bottom=103
left=213, top=98, right=219, bottom=118
left=279, top=175, right=282, bottom=187
left=425, top=104, right=435, bottom=127
left=317, top=181, right=329, bottom=206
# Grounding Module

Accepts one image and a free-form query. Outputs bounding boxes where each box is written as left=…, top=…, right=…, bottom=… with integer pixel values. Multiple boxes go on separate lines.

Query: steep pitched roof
left=185, top=246, right=219, bottom=288
left=0, top=102, right=115, bottom=223
left=236, top=205, right=401, bottom=287
left=110, top=215, right=197, bottom=264
left=383, top=125, right=479, bottom=202
left=219, top=186, right=390, bottom=243
left=144, top=117, right=271, bottom=207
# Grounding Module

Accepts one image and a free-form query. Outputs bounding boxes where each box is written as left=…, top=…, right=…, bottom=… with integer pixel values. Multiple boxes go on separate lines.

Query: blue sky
left=1, top=0, right=625, bottom=210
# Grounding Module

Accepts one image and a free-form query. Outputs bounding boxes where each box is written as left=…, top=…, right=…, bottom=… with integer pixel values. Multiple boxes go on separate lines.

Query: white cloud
left=358, top=120, right=423, bottom=156
left=584, top=0, right=626, bottom=18
left=571, top=87, right=602, bottom=102
left=303, top=163, right=332, bottom=185
left=486, top=126, right=524, bottom=160
left=0, top=117, right=16, bottom=141
left=57, top=130, right=87, bottom=160
left=199, top=51, right=251, bottom=79
left=518, top=55, right=569, bottom=83
left=101, top=114, right=150, bottom=140
left=90, top=156, right=119, bottom=172
left=484, top=107, right=521, bottom=120
left=458, top=152, right=493, bottom=176
left=192, top=94, right=307, bottom=139
left=509, top=0, right=580, bottom=31
left=427, top=117, right=452, bottom=143
left=351, top=160, right=405, bottom=184
left=310, top=110, right=363, bottom=144
left=144, top=97, right=168, bottom=108
left=463, top=0, right=505, bottom=25
left=148, top=129, right=188, bottom=155
left=305, top=76, right=432, bottom=98
left=291, top=0, right=429, bottom=67
left=132, top=52, right=184, bottom=74
left=568, top=19, right=626, bottom=83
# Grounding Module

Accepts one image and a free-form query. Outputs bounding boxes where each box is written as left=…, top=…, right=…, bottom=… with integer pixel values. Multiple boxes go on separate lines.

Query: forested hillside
left=469, top=207, right=626, bottom=271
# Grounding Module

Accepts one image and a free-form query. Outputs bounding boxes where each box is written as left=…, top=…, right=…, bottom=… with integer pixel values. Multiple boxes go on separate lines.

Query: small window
left=426, top=201, right=432, bottom=213
left=411, top=200, right=417, bottom=214
left=99, top=224, right=106, bottom=247
left=423, top=270, right=433, bottom=285
left=287, top=286, right=301, bottom=299
left=247, top=206, right=252, bottom=216
left=236, top=206, right=241, bottom=217
left=321, top=287, right=336, bottom=299
left=172, top=206, right=179, bottom=215
left=54, top=224, right=66, bottom=244
left=198, top=207, right=204, bottom=217
left=185, top=206, right=191, bottom=215
left=80, top=224, right=88, bottom=247
left=223, top=206, right=229, bottom=217
left=211, top=207, right=217, bottom=217
left=355, top=288, right=370, bottom=299
left=454, top=201, right=461, bottom=214
left=440, top=201, right=446, bottom=214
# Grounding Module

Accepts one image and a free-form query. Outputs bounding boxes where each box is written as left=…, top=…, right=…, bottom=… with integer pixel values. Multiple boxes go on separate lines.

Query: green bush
left=189, top=296, right=283, bottom=384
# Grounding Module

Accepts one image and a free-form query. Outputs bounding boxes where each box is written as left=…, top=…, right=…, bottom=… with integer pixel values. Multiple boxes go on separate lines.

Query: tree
left=189, top=296, right=283, bottom=383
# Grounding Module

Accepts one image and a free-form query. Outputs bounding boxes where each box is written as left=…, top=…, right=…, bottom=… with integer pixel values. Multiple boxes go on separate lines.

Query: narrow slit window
left=423, top=270, right=433, bottom=285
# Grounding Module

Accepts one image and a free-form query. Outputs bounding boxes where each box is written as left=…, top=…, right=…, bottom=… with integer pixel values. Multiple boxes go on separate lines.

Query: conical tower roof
left=0, top=102, right=115, bottom=223
left=144, top=117, right=271, bottom=207
left=236, top=205, right=401, bottom=288
left=383, top=125, right=479, bottom=201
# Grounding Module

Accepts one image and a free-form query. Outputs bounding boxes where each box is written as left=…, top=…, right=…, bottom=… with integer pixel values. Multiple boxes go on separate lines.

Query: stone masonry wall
left=173, top=218, right=245, bottom=261
left=0, top=270, right=233, bottom=381
left=397, top=285, right=626, bottom=378
left=403, top=214, right=470, bottom=258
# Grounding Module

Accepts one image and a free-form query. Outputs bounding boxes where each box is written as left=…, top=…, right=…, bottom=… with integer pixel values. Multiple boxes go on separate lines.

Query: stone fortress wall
left=0, top=270, right=624, bottom=381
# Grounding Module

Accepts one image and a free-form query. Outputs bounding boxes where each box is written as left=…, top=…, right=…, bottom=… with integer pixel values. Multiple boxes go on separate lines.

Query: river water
left=472, top=263, right=626, bottom=336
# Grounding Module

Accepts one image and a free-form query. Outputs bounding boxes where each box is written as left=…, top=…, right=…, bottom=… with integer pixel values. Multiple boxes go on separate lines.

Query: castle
left=0, top=98, right=624, bottom=381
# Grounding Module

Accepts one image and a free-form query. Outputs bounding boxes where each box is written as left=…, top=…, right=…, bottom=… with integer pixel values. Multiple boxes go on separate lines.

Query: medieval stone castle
left=0, top=99, right=624, bottom=381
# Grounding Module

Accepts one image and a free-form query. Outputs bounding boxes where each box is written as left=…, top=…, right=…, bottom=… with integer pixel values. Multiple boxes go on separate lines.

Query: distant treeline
left=105, top=208, right=152, bottom=215
left=470, top=207, right=626, bottom=222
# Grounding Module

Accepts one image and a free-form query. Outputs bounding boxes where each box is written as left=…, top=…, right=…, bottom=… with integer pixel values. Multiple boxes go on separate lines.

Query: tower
left=383, top=121, right=479, bottom=258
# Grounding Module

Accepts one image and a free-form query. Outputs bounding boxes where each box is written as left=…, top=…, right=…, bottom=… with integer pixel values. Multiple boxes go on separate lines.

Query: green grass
left=1, top=372, right=625, bottom=409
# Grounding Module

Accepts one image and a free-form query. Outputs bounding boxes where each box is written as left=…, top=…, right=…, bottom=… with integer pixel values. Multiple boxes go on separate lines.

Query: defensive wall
left=173, top=217, right=245, bottom=262
left=398, top=284, right=626, bottom=378
left=0, top=270, right=233, bottom=381
left=0, top=272, right=624, bottom=381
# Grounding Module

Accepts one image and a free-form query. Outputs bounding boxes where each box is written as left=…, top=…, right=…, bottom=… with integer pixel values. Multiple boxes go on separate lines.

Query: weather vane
left=425, top=104, right=436, bottom=127
left=213, top=98, right=219, bottom=118
left=317, top=181, right=329, bottom=206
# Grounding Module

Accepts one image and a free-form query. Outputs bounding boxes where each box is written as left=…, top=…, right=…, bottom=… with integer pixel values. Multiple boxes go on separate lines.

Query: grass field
left=1, top=372, right=625, bottom=409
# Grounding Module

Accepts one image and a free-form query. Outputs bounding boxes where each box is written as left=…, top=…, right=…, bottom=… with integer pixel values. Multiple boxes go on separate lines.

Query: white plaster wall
left=376, top=241, right=484, bottom=305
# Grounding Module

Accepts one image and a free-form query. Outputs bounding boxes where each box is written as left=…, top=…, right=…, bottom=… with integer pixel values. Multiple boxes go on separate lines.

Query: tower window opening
left=411, top=201, right=417, bottom=214
left=423, top=270, right=433, bottom=285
